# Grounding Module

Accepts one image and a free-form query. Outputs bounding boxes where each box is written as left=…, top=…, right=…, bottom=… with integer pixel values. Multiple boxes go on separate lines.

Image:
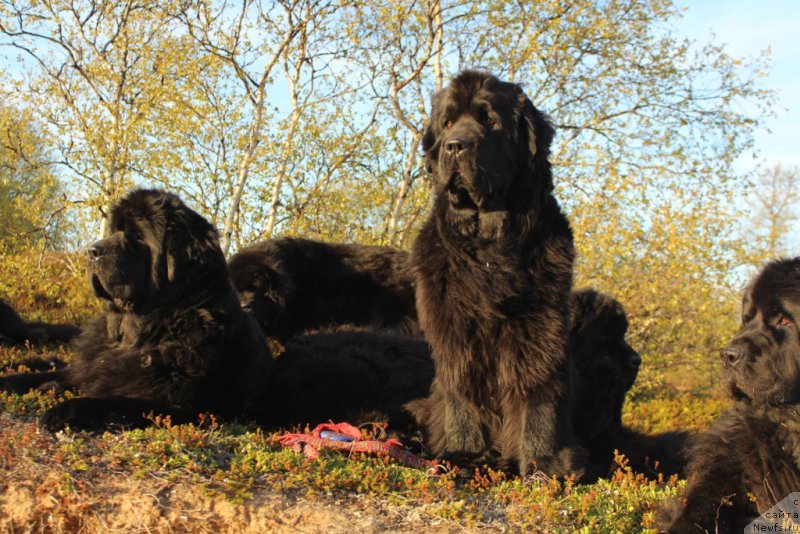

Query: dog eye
left=444, top=120, right=453, bottom=129
left=776, top=315, right=793, bottom=328
left=486, top=117, right=497, bottom=128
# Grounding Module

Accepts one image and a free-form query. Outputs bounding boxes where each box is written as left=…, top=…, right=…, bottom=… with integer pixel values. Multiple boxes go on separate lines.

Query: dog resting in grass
left=0, top=189, right=432, bottom=433
left=661, top=257, right=800, bottom=533
left=570, top=289, right=689, bottom=482
left=0, top=298, right=80, bottom=345
left=228, top=237, right=418, bottom=343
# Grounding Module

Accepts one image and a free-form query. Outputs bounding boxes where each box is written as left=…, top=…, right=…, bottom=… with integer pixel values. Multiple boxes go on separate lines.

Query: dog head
left=721, top=258, right=800, bottom=405
left=571, top=289, right=641, bottom=435
left=228, top=246, right=294, bottom=337
left=87, top=189, right=226, bottom=313
left=421, top=70, right=555, bottom=222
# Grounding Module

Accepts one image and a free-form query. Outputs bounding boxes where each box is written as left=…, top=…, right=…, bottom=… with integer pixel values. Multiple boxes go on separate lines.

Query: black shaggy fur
left=271, top=330, right=433, bottom=431
left=662, top=258, right=800, bottom=533
left=0, top=189, right=274, bottom=430
left=571, top=289, right=688, bottom=481
left=0, top=299, right=80, bottom=345
left=407, top=70, right=581, bottom=476
left=228, top=238, right=418, bottom=342
left=0, top=189, right=431, bottom=433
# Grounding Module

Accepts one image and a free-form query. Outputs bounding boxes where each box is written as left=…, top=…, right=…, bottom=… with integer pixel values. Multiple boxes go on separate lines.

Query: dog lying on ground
left=0, top=299, right=80, bottom=345
left=0, top=189, right=432, bottom=433
left=571, top=289, right=688, bottom=482
left=661, top=257, right=800, bottom=533
left=228, top=238, right=418, bottom=342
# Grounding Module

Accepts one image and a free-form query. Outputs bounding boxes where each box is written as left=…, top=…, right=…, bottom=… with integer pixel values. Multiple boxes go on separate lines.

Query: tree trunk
left=386, top=132, right=421, bottom=245
left=220, top=84, right=267, bottom=255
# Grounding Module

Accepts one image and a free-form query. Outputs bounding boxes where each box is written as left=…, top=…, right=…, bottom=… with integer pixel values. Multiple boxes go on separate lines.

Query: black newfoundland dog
left=0, top=189, right=431, bottom=432
left=228, top=238, right=418, bottom=342
left=571, top=289, right=688, bottom=481
left=0, top=299, right=80, bottom=345
left=0, top=189, right=274, bottom=430
left=663, top=258, right=800, bottom=533
left=407, top=70, right=580, bottom=476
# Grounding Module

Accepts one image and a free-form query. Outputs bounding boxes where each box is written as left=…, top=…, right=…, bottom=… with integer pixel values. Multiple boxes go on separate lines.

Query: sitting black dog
left=662, top=258, right=800, bottom=533
left=571, top=289, right=688, bottom=481
left=0, top=189, right=432, bottom=432
left=407, top=71, right=579, bottom=476
left=0, top=299, right=80, bottom=345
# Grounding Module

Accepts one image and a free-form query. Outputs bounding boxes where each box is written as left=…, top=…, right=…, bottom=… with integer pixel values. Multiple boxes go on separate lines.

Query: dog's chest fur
left=412, top=203, right=574, bottom=398
left=710, top=403, right=800, bottom=513
left=70, top=307, right=229, bottom=402
left=747, top=405, right=800, bottom=510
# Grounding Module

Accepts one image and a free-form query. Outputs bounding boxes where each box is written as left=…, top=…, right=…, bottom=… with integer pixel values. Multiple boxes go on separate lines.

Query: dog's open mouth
left=729, top=378, right=791, bottom=405
left=447, top=172, right=479, bottom=211
left=729, top=381, right=749, bottom=401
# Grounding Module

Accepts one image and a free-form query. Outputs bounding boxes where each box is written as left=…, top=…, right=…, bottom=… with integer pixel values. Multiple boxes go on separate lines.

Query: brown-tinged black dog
left=0, top=189, right=431, bottom=432
left=228, top=238, right=418, bottom=342
left=571, top=289, right=688, bottom=482
left=406, top=70, right=582, bottom=476
left=662, top=258, right=800, bottom=533
left=0, top=189, right=274, bottom=429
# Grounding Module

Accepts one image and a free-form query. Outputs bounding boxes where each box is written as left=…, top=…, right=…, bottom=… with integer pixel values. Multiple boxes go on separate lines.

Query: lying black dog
left=228, top=237, right=418, bottom=342
left=271, top=330, right=432, bottom=431
left=571, top=289, right=688, bottom=481
left=0, top=189, right=431, bottom=432
left=662, top=258, right=800, bottom=533
left=0, top=189, right=274, bottom=430
left=0, top=299, right=80, bottom=345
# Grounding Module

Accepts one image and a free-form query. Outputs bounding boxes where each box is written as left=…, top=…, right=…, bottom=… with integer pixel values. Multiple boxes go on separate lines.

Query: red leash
left=276, top=422, right=440, bottom=474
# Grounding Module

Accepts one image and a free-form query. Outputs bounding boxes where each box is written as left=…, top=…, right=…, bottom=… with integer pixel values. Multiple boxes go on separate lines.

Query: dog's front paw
left=0, top=375, right=29, bottom=395
left=444, top=397, right=485, bottom=455
left=40, top=398, right=108, bottom=432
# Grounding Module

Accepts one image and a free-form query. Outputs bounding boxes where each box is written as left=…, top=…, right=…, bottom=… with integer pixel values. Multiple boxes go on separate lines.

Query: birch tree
left=0, top=0, right=196, bottom=237
left=745, top=164, right=800, bottom=260
left=176, top=0, right=342, bottom=253
left=0, top=102, right=67, bottom=249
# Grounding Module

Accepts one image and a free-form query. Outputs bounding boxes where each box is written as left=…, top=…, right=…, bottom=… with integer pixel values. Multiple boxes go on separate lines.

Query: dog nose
left=445, top=137, right=471, bottom=155
left=87, top=244, right=105, bottom=259
left=720, top=346, right=744, bottom=368
left=629, top=353, right=642, bottom=369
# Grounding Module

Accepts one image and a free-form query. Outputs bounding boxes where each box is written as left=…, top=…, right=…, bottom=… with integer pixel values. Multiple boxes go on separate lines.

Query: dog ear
left=570, top=290, right=596, bottom=336
left=420, top=123, right=436, bottom=174
left=739, top=290, right=753, bottom=324
left=518, top=94, right=555, bottom=196
left=139, top=195, right=168, bottom=290
left=421, top=89, right=445, bottom=175
left=163, top=195, right=224, bottom=284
